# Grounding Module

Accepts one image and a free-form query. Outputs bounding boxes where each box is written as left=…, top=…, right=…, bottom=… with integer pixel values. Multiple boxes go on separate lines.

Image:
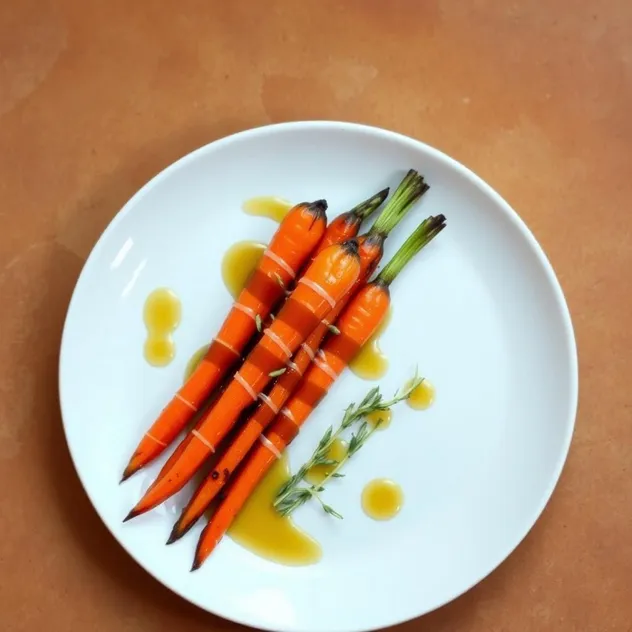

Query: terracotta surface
left=1, top=1, right=630, bottom=630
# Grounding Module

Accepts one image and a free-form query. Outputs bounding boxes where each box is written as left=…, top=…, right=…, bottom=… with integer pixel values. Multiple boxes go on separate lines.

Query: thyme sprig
left=273, top=373, right=423, bottom=518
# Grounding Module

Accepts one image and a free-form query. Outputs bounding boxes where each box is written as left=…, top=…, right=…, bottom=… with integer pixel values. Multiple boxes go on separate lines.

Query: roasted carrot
left=135, top=187, right=390, bottom=496
left=120, top=201, right=328, bottom=481
left=124, top=238, right=363, bottom=520
left=122, top=186, right=392, bottom=482
left=191, top=214, right=446, bottom=569
left=168, top=171, right=429, bottom=542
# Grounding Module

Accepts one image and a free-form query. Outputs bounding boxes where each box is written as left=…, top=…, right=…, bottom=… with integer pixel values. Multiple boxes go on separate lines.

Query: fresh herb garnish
left=269, top=368, right=287, bottom=378
left=273, top=373, right=423, bottom=518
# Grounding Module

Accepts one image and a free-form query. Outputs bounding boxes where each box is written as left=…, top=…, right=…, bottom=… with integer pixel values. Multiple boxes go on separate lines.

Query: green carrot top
left=376, top=214, right=446, bottom=286
left=369, top=169, right=429, bottom=237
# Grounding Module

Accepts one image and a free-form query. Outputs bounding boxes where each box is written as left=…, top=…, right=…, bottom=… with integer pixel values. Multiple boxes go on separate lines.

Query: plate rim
left=58, top=120, right=579, bottom=632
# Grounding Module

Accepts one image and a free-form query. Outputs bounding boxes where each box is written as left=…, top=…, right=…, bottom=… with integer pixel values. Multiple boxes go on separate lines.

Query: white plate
left=59, top=121, right=578, bottom=632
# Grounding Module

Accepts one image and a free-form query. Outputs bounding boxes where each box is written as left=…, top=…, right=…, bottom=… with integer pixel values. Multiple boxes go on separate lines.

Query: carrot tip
left=167, top=515, right=194, bottom=544
left=342, top=238, right=359, bottom=256
left=123, top=508, right=140, bottom=523
left=310, top=199, right=328, bottom=211
left=121, top=462, right=140, bottom=482
left=190, top=559, right=202, bottom=572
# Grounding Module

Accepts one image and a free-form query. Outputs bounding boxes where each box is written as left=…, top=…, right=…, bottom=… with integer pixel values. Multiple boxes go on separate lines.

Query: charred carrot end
left=120, top=395, right=198, bottom=482
left=123, top=508, right=140, bottom=522
left=167, top=431, right=252, bottom=542
left=121, top=463, right=139, bottom=483
left=313, top=188, right=387, bottom=255
left=166, top=526, right=181, bottom=545
left=168, top=513, right=196, bottom=544
left=124, top=501, right=149, bottom=522
left=305, top=199, right=328, bottom=215
left=121, top=460, right=138, bottom=483
left=300, top=199, right=328, bottom=234
left=349, top=187, right=389, bottom=220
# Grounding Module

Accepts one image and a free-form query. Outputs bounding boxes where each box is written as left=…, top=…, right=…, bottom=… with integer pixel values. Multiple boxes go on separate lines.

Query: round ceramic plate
left=59, top=122, right=578, bottom=632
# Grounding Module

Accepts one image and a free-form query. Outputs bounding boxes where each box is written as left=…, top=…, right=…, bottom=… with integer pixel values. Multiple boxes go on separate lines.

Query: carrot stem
left=369, top=170, right=428, bottom=237
left=376, top=214, right=446, bottom=285
left=348, top=187, right=390, bottom=220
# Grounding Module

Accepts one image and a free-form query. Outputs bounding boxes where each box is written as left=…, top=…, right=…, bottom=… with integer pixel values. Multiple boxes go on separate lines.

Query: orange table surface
left=0, top=1, right=630, bottom=631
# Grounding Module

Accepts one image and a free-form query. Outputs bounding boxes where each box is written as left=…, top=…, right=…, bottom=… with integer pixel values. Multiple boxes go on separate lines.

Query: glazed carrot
left=120, top=201, right=328, bottom=481
left=122, top=186, right=392, bottom=481
left=137, top=187, right=390, bottom=495
left=168, top=171, right=429, bottom=542
left=124, top=238, right=362, bottom=520
left=191, top=215, right=446, bottom=569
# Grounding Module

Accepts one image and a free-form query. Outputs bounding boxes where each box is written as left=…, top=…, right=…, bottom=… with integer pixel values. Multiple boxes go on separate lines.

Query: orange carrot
left=191, top=215, right=446, bottom=569
left=121, top=201, right=328, bottom=481
left=124, top=238, right=363, bottom=520
left=168, top=172, right=429, bottom=542
left=122, top=187, right=391, bottom=482
left=137, top=187, right=390, bottom=495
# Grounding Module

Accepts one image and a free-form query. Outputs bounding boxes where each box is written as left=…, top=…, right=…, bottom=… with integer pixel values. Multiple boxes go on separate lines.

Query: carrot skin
left=192, top=415, right=298, bottom=568
left=191, top=282, right=390, bottom=565
left=157, top=213, right=380, bottom=503
left=167, top=415, right=264, bottom=541
left=169, top=233, right=385, bottom=540
left=192, top=214, right=448, bottom=566
left=278, top=283, right=391, bottom=431
left=121, top=201, right=327, bottom=481
left=312, top=211, right=361, bottom=256
left=126, top=241, right=361, bottom=518
left=191, top=439, right=279, bottom=570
